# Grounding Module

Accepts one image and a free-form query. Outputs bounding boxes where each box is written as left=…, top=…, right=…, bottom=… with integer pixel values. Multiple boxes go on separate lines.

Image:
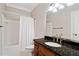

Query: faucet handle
left=59, top=33, right=63, bottom=44
left=56, top=34, right=59, bottom=43
left=60, top=38, right=63, bottom=44
left=59, top=33, right=63, bottom=38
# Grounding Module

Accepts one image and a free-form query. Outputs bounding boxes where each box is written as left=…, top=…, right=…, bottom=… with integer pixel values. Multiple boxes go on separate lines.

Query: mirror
left=46, top=3, right=79, bottom=43
left=46, top=14, right=53, bottom=37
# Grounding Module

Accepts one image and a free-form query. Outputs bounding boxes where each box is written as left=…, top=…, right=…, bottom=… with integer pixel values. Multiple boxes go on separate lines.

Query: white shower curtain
left=19, top=16, right=34, bottom=51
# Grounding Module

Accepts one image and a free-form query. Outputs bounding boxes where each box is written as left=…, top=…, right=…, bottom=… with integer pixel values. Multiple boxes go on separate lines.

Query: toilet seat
left=25, top=45, right=34, bottom=55
left=26, top=45, right=34, bottom=49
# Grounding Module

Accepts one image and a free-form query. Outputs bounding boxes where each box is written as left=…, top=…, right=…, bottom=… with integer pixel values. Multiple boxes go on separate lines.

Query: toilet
left=25, top=45, right=34, bottom=55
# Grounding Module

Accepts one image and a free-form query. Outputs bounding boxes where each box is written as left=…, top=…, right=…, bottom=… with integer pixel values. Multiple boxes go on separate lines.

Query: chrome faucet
left=55, top=33, right=63, bottom=44
left=59, top=33, right=63, bottom=44
left=56, top=34, right=59, bottom=43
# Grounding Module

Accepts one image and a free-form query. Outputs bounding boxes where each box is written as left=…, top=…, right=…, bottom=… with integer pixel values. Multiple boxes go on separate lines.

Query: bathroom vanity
left=34, top=39, right=58, bottom=56
left=33, top=36, right=79, bottom=56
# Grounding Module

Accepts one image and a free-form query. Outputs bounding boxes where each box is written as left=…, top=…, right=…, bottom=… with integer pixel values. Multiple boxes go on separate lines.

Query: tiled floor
left=20, top=50, right=32, bottom=56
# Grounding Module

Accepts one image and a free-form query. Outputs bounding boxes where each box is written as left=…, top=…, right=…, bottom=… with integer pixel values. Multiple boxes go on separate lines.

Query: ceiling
left=6, top=3, right=39, bottom=12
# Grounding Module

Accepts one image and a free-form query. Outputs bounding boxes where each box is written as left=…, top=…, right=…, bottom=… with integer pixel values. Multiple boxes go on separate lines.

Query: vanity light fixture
left=48, top=3, right=75, bottom=13
left=48, top=3, right=58, bottom=13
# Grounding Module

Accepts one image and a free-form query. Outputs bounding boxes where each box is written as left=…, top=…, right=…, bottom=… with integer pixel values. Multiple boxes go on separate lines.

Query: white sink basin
left=45, top=42, right=61, bottom=47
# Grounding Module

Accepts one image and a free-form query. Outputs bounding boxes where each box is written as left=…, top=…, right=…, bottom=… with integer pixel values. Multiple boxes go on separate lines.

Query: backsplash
left=44, top=36, right=63, bottom=44
left=44, top=36, right=79, bottom=48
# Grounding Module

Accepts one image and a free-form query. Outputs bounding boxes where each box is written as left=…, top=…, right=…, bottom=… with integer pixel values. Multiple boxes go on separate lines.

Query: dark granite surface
left=34, top=38, right=79, bottom=56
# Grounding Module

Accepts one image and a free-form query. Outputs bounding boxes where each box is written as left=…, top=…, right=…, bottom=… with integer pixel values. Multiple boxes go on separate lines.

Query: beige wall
left=4, top=19, right=19, bottom=45
left=47, top=11, right=71, bottom=39
left=31, top=3, right=49, bottom=38
left=0, top=4, right=5, bottom=14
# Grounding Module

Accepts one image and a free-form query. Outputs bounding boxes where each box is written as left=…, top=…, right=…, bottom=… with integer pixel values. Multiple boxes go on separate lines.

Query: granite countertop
left=34, top=38, right=79, bottom=56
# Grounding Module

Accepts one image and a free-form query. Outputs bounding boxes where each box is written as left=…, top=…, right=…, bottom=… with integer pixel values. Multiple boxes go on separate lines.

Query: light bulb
left=66, top=3, right=75, bottom=6
left=48, top=6, right=53, bottom=11
left=58, top=4, right=64, bottom=10
left=54, top=3, right=60, bottom=8
left=52, top=8, right=57, bottom=13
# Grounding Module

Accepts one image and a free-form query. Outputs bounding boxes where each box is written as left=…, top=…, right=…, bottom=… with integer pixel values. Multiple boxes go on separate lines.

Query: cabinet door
left=39, top=44, right=57, bottom=56
left=33, top=42, right=39, bottom=56
left=38, top=51, right=45, bottom=56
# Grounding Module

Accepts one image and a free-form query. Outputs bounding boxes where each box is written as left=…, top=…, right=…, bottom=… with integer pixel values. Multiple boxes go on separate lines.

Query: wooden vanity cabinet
left=33, top=41, right=58, bottom=56
left=33, top=42, right=39, bottom=56
left=38, top=44, right=57, bottom=56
